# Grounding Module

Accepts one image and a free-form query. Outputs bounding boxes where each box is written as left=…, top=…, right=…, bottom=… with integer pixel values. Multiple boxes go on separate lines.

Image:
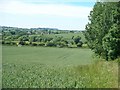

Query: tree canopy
left=85, top=1, right=120, bottom=60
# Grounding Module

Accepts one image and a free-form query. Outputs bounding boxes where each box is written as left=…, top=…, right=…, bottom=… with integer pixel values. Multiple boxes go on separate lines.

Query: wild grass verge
left=73, top=59, right=118, bottom=88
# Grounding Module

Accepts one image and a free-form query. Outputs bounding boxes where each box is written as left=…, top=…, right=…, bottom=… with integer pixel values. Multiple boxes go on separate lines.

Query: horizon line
left=0, top=25, right=85, bottom=31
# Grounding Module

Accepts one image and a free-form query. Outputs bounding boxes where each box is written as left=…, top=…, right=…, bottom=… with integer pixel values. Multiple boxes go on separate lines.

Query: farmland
left=2, top=46, right=118, bottom=88
left=1, top=1, right=120, bottom=88
left=2, top=46, right=92, bottom=66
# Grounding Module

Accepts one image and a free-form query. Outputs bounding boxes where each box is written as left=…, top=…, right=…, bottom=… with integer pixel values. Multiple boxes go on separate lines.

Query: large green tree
left=85, top=1, right=120, bottom=60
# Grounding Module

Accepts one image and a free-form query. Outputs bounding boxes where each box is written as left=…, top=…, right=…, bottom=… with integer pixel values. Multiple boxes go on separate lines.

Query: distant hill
left=0, top=26, right=84, bottom=32
left=30, top=27, right=59, bottom=31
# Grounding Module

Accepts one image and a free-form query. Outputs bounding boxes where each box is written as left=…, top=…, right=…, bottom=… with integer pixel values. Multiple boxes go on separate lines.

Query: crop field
left=2, top=46, right=92, bottom=66
left=2, top=46, right=118, bottom=88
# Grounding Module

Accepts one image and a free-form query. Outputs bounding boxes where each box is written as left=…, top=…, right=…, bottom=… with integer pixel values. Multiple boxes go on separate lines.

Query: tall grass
left=73, top=60, right=118, bottom=88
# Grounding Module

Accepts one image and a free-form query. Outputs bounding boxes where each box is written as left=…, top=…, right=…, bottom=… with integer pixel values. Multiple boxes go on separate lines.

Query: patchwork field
left=2, top=46, right=118, bottom=88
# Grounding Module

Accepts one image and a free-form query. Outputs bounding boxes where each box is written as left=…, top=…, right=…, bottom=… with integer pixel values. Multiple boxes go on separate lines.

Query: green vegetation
left=85, top=2, right=120, bottom=60
left=1, top=26, right=86, bottom=48
left=0, top=44, right=2, bottom=89
left=1, top=1, right=120, bottom=88
left=2, top=46, right=118, bottom=88
left=3, top=46, right=93, bottom=66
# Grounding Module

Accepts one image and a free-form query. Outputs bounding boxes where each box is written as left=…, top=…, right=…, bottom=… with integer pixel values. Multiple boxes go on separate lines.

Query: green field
left=3, top=46, right=92, bottom=66
left=2, top=46, right=118, bottom=88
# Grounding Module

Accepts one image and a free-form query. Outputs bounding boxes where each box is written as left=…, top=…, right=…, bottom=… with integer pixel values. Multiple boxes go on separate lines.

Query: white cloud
left=0, top=0, right=92, bottom=18
left=0, top=0, right=94, bottom=30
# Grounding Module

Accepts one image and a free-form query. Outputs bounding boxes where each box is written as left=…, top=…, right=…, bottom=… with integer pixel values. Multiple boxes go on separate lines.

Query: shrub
left=11, top=42, right=16, bottom=45
left=24, top=41, right=30, bottom=46
left=74, top=36, right=81, bottom=44
left=45, top=42, right=56, bottom=47
left=2, top=41, right=5, bottom=44
left=4, top=41, right=11, bottom=45
left=19, top=41, right=25, bottom=45
left=77, top=42, right=83, bottom=47
left=68, top=44, right=77, bottom=48
left=56, top=42, right=67, bottom=48
left=82, top=44, right=88, bottom=48
left=31, top=42, right=38, bottom=46
left=38, top=42, right=45, bottom=46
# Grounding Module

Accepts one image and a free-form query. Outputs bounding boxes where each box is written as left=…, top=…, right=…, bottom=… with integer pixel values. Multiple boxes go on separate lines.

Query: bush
left=45, top=42, right=56, bottom=47
left=74, top=36, right=81, bottom=44
left=24, top=41, right=30, bottom=46
left=38, top=42, right=45, bottom=46
left=82, top=44, right=88, bottom=48
left=11, top=42, right=16, bottom=45
left=19, top=41, right=25, bottom=45
left=4, top=41, right=11, bottom=45
left=56, top=42, right=67, bottom=48
left=68, top=44, right=77, bottom=48
left=31, top=42, right=38, bottom=46
left=77, top=42, right=83, bottom=47
left=2, top=41, right=5, bottom=44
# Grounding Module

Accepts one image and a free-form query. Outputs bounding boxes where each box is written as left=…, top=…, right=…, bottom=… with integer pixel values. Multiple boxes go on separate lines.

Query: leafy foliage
left=1, top=26, right=85, bottom=48
left=85, top=2, right=120, bottom=60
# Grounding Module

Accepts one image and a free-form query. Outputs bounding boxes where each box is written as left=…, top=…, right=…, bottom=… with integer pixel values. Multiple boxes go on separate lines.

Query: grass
left=2, top=46, right=92, bottom=66
left=2, top=46, right=118, bottom=88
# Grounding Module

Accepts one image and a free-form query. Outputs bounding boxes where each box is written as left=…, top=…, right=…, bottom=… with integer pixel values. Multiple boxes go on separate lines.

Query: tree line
left=1, top=26, right=84, bottom=48
left=85, top=1, right=120, bottom=60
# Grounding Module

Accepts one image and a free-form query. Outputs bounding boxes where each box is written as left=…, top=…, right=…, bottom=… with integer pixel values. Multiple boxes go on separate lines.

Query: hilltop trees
left=85, top=2, right=120, bottom=60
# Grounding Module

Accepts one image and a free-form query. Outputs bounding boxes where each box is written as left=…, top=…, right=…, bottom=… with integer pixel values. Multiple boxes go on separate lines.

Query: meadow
left=2, top=46, right=118, bottom=88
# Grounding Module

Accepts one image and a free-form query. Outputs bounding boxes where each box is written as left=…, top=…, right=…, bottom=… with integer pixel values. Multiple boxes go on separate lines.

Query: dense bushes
left=2, top=35, right=84, bottom=48
left=77, top=42, right=83, bottom=47
left=4, top=41, right=11, bottom=45
left=38, top=42, right=45, bottom=46
left=45, top=42, right=56, bottom=47
left=2, top=26, right=85, bottom=48
left=56, top=42, right=67, bottom=48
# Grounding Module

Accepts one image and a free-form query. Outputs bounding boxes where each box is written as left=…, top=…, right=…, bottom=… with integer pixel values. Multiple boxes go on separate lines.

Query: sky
left=0, top=0, right=95, bottom=30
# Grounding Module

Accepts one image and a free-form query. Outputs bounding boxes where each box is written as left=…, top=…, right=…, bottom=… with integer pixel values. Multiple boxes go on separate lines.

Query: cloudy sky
left=0, top=0, right=95, bottom=30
